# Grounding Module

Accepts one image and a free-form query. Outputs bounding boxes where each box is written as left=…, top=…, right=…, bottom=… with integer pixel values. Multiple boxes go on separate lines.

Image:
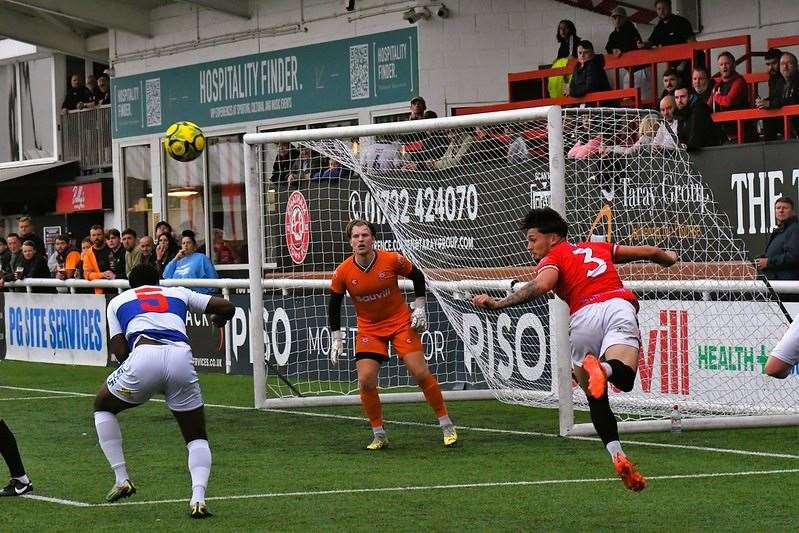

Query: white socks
left=94, top=411, right=129, bottom=485
left=438, top=415, right=453, bottom=428
left=606, top=440, right=624, bottom=457
left=187, top=439, right=212, bottom=505
left=14, top=474, right=30, bottom=484
left=372, top=426, right=386, bottom=437
left=601, top=362, right=613, bottom=377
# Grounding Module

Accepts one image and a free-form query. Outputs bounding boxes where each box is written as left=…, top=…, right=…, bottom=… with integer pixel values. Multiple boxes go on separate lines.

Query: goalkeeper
left=328, top=219, right=457, bottom=450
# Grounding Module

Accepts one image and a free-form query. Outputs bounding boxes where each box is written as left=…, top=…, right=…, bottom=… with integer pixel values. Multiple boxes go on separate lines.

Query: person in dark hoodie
left=757, top=196, right=799, bottom=286
left=567, top=40, right=611, bottom=98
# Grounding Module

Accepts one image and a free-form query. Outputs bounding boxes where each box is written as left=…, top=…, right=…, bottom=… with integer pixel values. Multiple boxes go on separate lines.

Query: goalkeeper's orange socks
left=418, top=373, right=448, bottom=419
left=359, top=386, right=383, bottom=430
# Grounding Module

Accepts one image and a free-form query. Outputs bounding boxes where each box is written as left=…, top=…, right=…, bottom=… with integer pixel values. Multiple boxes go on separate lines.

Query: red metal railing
left=767, top=35, right=799, bottom=49
left=453, top=88, right=640, bottom=116
left=507, top=35, right=752, bottom=108
left=711, top=104, right=799, bottom=144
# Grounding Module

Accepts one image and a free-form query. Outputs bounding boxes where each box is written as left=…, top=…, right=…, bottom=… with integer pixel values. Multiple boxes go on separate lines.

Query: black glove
left=210, top=314, right=228, bottom=328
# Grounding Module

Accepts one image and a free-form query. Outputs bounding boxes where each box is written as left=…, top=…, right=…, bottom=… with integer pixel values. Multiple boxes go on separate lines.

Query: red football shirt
left=331, top=251, right=413, bottom=334
left=536, top=241, right=637, bottom=314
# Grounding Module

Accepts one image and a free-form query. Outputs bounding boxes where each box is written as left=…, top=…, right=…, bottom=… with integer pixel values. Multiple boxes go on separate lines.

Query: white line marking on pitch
left=4, top=385, right=798, bottom=460
left=22, top=494, right=90, bottom=507
left=46, top=467, right=797, bottom=508
left=0, top=395, right=84, bottom=401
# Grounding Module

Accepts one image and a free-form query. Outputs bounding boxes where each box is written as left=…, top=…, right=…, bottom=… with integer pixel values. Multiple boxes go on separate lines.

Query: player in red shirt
left=328, top=219, right=457, bottom=450
left=473, top=208, right=676, bottom=492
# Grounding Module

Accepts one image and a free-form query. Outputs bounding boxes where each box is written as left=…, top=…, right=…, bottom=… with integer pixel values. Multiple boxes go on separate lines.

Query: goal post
left=242, top=105, right=799, bottom=434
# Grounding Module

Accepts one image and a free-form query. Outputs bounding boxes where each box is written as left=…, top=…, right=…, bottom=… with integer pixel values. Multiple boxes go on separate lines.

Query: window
left=123, top=145, right=152, bottom=238
left=207, top=135, right=247, bottom=265
left=165, top=149, right=205, bottom=250
left=0, top=58, right=55, bottom=165
left=372, top=112, right=410, bottom=124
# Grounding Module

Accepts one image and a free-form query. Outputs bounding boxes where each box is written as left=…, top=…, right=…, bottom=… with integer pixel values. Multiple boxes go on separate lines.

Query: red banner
left=55, top=182, right=103, bottom=213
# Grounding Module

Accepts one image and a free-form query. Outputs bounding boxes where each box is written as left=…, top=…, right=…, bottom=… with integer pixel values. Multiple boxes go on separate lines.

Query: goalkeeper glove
left=330, top=330, right=344, bottom=367
left=410, top=299, right=427, bottom=332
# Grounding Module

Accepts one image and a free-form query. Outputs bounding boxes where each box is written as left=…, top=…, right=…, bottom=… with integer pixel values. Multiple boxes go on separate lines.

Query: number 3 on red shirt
left=573, top=247, right=607, bottom=278
left=134, top=287, right=168, bottom=312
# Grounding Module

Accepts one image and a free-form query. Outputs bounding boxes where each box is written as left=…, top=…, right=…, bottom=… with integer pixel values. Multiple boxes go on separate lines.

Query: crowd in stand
left=61, top=73, right=111, bottom=112
left=550, top=0, right=799, bottom=148
left=0, top=216, right=219, bottom=294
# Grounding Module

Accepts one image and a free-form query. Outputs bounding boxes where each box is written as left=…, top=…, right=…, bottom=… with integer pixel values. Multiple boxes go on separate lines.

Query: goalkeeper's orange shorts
left=354, top=326, right=423, bottom=359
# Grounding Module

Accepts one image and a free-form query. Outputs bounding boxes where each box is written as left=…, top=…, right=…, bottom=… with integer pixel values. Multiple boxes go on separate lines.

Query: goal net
left=243, top=106, right=799, bottom=433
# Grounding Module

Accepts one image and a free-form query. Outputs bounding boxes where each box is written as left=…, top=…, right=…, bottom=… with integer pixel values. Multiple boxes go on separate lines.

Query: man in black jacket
left=757, top=52, right=799, bottom=139
left=567, top=40, right=610, bottom=98
left=757, top=197, right=799, bottom=284
left=674, top=86, right=722, bottom=149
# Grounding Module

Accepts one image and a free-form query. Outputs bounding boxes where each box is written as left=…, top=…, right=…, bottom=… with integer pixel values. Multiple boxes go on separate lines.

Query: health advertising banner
left=4, top=293, right=108, bottom=366
left=112, top=28, right=418, bottom=138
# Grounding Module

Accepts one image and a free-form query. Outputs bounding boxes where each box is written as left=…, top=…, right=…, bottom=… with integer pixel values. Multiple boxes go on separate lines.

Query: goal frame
left=242, top=105, right=799, bottom=435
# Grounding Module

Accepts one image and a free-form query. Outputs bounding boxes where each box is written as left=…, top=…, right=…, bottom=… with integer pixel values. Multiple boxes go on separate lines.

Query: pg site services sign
left=4, top=293, right=107, bottom=366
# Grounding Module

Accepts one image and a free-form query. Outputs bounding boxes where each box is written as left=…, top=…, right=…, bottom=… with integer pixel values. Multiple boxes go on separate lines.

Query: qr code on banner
left=145, top=78, right=162, bottom=127
left=349, top=44, right=370, bottom=100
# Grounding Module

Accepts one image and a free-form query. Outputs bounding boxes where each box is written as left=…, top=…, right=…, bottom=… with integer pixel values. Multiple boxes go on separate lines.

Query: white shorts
left=771, top=320, right=799, bottom=366
left=106, top=344, right=203, bottom=412
left=569, top=298, right=641, bottom=367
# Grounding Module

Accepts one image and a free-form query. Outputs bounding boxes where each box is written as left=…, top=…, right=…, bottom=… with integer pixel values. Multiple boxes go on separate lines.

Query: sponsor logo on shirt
left=354, top=287, right=390, bottom=303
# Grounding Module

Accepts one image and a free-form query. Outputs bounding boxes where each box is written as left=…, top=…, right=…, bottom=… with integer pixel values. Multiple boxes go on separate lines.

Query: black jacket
left=557, top=34, right=579, bottom=60
left=676, top=102, right=723, bottom=150
left=767, top=73, right=799, bottom=109
left=763, top=216, right=799, bottom=280
left=17, top=254, right=55, bottom=293
left=648, top=14, right=694, bottom=47
left=569, top=54, right=611, bottom=98
left=605, top=20, right=642, bottom=54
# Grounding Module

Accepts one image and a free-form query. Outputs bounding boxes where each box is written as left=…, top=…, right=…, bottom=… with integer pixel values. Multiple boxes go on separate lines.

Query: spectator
left=638, top=0, right=695, bottom=80
left=17, top=216, right=46, bottom=256
left=271, top=142, right=300, bottom=186
left=757, top=52, right=799, bottom=139
left=606, top=7, right=651, bottom=101
left=61, top=73, right=92, bottom=112
left=155, top=232, right=179, bottom=274
left=85, top=75, right=99, bottom=105
left=121, top=228, right=140, bottom=275
left=507, top=132, right=530, bottom=163
left=556, top=20, right=580, bottom=60
left=0, top=237, right=9, bottom=274
left=756, top=48, right=785, bottom=140
left=710, top=51, right=750, bottom=141
left=94, top=75, right=110, bottom=106
left=162, top=230, right=219, bottom=295
left=691, top=65, right=714, bottom=104
left=52, top=234, right=81, bottom=293
left=211, top=229, right=238, bottom=265
left=105, top=229, right=128, bottom=280
left=6, top=233, right=23, bottom=273
left=409, top=96, right=427, bottom=120
left=128, top=236, right=157, bottom=274
left=425, top=129, right=474, bottom=170
left=756, top=196, right=799, bottom=283
left=81, top=225, right=116, bottom=295
left=606, top=7, right=642, bottom=57
left=313, top=158, right=351, bottom=181
left=10, top=241, right=54, bottom=293
left=155, top=220, right=179, bottom=256
left=674, top=85, right=723, bottom=149
left=661, top=68, right=680, bottom=97
left=710, top=51, right=749, bottom=112
left=601, top=114, right=663, bottom=155
left=74, top=237, right=93, bottom=280
left=652, top=95, right=680, bottom=149
left=567, top=40, right=611, bottom=98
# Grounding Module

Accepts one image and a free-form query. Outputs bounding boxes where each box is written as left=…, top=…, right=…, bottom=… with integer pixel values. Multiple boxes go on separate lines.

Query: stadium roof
left=0, top=0, right=252, bottom=61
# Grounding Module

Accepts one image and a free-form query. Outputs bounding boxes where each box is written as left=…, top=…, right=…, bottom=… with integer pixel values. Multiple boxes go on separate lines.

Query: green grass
left=1, top=360, right=798, bottom=532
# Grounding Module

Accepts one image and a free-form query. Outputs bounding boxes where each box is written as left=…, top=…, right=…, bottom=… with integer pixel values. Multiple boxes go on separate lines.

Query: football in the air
left=164, top=121, right=206, bottom=162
